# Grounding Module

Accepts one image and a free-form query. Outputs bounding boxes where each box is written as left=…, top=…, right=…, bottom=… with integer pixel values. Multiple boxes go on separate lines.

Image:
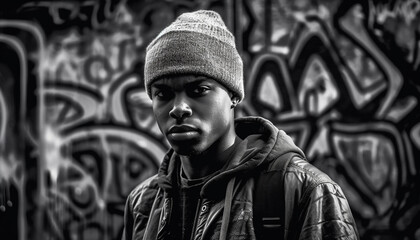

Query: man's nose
left=169, top=96, right=192, bottom=120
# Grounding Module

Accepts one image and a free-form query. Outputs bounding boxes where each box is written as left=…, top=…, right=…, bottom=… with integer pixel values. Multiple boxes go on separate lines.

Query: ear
left=230, top=95, right=239, bottom=109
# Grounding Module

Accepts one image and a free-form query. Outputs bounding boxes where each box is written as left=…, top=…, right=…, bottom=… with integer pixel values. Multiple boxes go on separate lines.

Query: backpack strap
left=253, top=152, right=297, bottom=240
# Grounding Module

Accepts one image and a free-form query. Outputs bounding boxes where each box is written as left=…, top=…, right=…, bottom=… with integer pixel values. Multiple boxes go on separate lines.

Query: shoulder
left=285, top=158, right=359, bottom=238
left=126, top=174, right=161, bottom=215
left=285, top=157, right=351, bottom=206
left=286, top=157, right=334, bottom=184
left=264, top=153, right=336, bottom=187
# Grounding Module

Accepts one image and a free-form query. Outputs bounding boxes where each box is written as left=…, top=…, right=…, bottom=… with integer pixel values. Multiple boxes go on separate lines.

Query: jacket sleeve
left=121, top=176, right=161, bottom=240
left=297, top=182, right=359, bottom=240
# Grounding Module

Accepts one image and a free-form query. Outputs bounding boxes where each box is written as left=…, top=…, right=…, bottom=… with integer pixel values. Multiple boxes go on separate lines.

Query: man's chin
left=171, top=144, right=202, bottom=157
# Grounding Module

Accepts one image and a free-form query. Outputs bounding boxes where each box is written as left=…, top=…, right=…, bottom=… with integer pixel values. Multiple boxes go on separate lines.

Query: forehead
left=151, top=75, right=217, bottom=89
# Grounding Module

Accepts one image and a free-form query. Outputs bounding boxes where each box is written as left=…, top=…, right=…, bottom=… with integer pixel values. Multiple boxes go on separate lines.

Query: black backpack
left=253, top=152, right=299, bottom=240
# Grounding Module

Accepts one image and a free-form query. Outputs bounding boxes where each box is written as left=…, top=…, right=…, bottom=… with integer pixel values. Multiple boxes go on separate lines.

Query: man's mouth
left=167, top=125, right=200, bottom=141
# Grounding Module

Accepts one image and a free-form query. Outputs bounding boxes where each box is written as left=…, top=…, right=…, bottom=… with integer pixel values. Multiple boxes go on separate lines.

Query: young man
left=123, top=10, right=359, bottom=240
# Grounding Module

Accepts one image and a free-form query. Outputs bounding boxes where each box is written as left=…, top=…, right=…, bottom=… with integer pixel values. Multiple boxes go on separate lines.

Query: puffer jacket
left=122, top=117, right=359, bottom=240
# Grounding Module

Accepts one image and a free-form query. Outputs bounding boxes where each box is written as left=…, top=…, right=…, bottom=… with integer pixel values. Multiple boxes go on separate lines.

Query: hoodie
left=122, top=116, right=359, bottom=240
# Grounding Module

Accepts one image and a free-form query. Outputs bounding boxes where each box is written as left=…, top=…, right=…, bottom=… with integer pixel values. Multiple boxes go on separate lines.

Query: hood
left=156, top=116, right=305, bottom=198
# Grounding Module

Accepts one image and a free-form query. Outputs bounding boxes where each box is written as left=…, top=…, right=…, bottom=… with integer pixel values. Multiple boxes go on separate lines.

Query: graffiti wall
left=0, top=0, right=419, bottom=239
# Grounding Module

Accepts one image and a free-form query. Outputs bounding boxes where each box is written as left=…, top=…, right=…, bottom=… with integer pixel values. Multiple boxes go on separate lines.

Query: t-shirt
left=176, top=170, right=215, bottom=240
left=174, top=137, right=241, bottom=240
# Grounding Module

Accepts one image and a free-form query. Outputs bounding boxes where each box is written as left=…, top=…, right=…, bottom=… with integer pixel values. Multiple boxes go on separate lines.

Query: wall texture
left=0, top=0, right=419, bottom=239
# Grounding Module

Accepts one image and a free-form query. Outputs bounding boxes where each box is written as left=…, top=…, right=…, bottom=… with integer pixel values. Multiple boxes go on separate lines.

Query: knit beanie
left=144, top=10, right=244, bottom=101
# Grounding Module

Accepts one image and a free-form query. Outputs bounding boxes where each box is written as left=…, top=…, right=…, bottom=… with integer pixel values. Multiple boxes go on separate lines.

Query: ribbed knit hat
left=144, top=10, right=244, bottom=101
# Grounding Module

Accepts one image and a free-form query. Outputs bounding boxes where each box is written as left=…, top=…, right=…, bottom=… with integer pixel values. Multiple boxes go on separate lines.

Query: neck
left=180, top=127, right=237, bottom=179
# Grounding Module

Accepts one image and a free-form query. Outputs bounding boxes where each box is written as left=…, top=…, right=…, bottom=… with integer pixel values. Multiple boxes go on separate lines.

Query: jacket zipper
left=190, top=198, right=203, bottom=240
left=157, top=197, right=172, bottom=240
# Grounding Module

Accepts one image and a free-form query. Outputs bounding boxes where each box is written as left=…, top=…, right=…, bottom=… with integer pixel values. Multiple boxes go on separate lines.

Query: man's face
left=151, top=75, right=234, bottom=156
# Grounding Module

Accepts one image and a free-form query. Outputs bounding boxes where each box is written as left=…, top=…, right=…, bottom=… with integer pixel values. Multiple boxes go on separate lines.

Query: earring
left=231, top=100, right=238, bottom=109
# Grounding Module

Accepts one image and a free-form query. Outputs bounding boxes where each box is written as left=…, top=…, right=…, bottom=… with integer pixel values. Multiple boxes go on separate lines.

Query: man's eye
left=153, top=90, right=172, bottom=100
left=192, top=86, right=210, bottom=95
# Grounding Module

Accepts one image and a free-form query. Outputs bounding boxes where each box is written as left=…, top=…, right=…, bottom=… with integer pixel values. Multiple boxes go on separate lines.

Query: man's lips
left=167, top=125, right=200, bottom=141
left=167, top=125, right=199, bottom=134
